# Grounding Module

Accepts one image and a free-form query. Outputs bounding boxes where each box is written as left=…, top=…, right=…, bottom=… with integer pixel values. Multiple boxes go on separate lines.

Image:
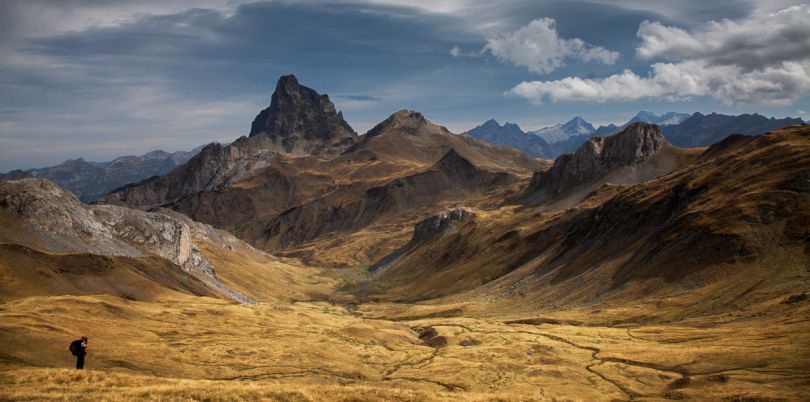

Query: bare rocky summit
left=250, top=74, right=357, bottom=156
left=526, top=122, right=666, bottom=197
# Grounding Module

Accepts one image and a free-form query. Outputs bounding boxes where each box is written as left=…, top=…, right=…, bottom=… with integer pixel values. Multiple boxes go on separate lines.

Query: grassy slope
left=1, top=128, right=809, bottom=400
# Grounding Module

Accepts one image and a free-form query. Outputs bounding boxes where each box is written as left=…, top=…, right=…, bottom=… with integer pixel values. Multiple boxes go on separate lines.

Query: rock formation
left=0, top=178, right=253, bottom=302
left=249, top=74, right=357, bottom=157
left=526, top=122, right=666, bottom=197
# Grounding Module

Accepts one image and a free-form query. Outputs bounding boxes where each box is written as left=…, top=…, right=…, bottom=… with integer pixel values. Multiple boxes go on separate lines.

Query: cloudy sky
left=1, top=0, right=808, bottom=171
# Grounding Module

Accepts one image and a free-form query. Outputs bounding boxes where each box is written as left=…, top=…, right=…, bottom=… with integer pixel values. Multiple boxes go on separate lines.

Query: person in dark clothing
left=69, top=336, right=88, bottom=369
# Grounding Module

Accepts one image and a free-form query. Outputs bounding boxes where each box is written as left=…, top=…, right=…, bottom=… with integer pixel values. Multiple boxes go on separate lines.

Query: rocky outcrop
left=0, top=147, right=201, bottom=203
left=0, top=179, right=253, bottom=303
left=369, top=207, right=476, bottom=274
left=250, top=74, right=357, bottom=157
left=412, top=207, right=476, bottom=242
left=526, top=122, right=666, bottom=197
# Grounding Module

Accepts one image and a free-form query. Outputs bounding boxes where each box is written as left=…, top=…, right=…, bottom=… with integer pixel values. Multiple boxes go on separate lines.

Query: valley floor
left=2, top=292, right=808, bottom=401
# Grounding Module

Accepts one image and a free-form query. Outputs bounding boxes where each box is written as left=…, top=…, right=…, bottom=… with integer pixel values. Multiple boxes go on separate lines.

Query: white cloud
left=509, top=5, right=810, bottom=105
left=508, top=60, right=810, bottom=106
left=482, top=18, right=618, bottom=74
left=636, top=5, right=810, bottom=70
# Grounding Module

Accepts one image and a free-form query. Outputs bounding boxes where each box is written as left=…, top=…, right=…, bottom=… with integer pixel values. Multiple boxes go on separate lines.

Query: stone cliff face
left=526, top=122, right=666, bottom=196
left=249, top=74, right=357, bottom=156
left=0, top=179, right=253, bottom=303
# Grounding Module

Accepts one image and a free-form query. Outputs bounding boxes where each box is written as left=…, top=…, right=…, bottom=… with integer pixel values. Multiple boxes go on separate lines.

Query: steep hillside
left=367, top=125, right=810, bottom=317
left=249, top=74, right=357, bottom=156
left=0, top=179, right=335, bottom=303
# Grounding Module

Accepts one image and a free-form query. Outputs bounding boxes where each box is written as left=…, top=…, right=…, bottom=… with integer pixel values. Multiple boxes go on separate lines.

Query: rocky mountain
left=0, top=178, right=331, bottom=304
left=0, top=178, right=253, bottom=302
left=463, top=119, right=552, bottom=158
left=104, top=85, right=542, bottom=267
left=103, top=75, right=357, bottom=209
left=0, top=147, right=202, bottom=203
left=662, top=112, right=805, bottom=147
left=249, top=74, right=357, bottom=157
left=367, top=125, right=810, bottom=311
left=468, top=112, right=804, bottom=159
left=529, top=116, right=595, bottom=143
left=522, top=122, right=698, bottom=203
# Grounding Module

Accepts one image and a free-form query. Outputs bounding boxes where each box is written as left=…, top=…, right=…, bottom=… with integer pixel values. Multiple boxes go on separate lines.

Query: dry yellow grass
left=2, top=290, right=809, bottom=400
left=0, top=368, right=531, bottom=402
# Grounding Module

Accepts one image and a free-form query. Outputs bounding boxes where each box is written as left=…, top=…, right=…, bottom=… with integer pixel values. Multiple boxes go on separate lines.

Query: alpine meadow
left=1, top=1, right=809, bottom=401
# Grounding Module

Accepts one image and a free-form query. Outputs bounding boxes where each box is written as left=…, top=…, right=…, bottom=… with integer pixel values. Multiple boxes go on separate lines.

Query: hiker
left=69, top=336, right=88, bottom=369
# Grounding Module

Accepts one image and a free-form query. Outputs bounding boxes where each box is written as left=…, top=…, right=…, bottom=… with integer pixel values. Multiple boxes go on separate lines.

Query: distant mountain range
left=464, top=119, right=553, bottom=158
left=0, top=147, right=203, bottom=202
left=662, top=112, right=805, bottom=147
left=466, top=111, right=804, bottom=159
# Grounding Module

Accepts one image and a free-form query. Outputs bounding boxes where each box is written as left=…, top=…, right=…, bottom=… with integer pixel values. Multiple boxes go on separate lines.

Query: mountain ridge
left=0, top=147, right=202, bottom=203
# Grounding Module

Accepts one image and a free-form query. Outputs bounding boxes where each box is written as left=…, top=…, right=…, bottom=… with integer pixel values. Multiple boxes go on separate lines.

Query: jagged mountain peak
left=561, top=116, right=595, bottom=134
left=465, top=118, right=550, bottom=158
left=599, top=122, right=666, bottom=163
left=248, top=75, right=356, bottom=154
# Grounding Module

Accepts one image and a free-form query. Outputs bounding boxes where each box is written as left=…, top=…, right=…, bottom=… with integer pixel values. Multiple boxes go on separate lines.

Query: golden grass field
left=1, top=127, right=809, bottom=400
left=1, top=283, right=808, bottom=401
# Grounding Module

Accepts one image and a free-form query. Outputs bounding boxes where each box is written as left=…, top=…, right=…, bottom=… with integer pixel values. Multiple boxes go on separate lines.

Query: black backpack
left=69, top=340, right=81, bottom=356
